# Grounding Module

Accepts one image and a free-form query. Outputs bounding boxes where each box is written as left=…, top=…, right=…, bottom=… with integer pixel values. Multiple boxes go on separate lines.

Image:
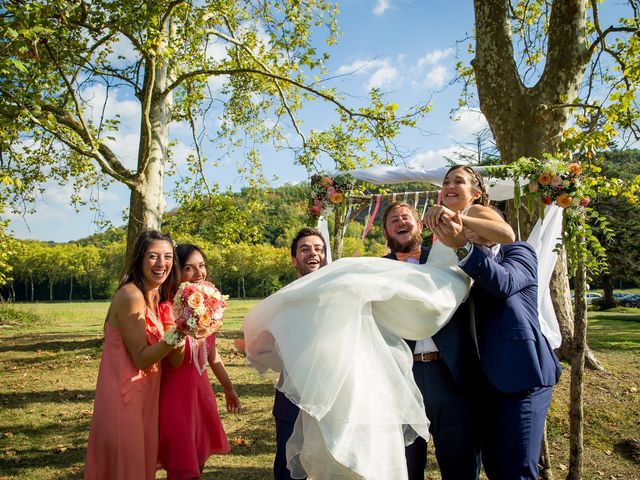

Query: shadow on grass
left=0, top=445, right=85, bottom=479
left=0, top=336, right=103, bottom=354
left=201, top=466, right=272, bottom=479
left=0, top=388, right=95, bottom=408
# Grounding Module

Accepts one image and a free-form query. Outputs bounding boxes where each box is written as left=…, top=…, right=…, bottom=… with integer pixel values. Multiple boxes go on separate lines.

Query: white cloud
left=205, top=40, right=228, bottom=62
left=336, top=58, right=388, bottom=76
left=336, top=58, right=400, bottom=90
left=424, top=65, right=448, bottom=89
left=373, top=0, right=391, bottom=16
left=451, top=108, right=489, bottom=137
left=82, top=84, right=140, bottom=134
left=417, top=48, right=454, bottom=68
left=409, top=145, right=468, bottom=170
left=104, top=35, right=137, bottom=65
left=169, top=141, right=196, bottom=169
left=367, top=65, right=399, bottom=89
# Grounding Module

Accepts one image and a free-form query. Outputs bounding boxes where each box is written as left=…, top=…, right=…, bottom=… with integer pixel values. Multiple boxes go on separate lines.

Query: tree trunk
left=600, top=270, right=616, bottom=308
left=49, top=280, right=54, bottom=301
left=540, top=421, right=555, bottom=480
left=567, top=234, right=588, bottom=480
left=30, top=275, right=34, bottom=302
left=333, top=204, right=346, bottom=260
left=124, top=27, right=172, bottom=261
left=69, top=276, right=73, bottom=301
left=89, top=278, right=93, bottom=301
left=472, top=0, right=601, bottom=371
left=552, top=250, right=603, bottom=370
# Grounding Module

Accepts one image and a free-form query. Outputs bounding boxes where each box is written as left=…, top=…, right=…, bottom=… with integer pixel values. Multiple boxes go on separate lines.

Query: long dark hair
left=444, top=165, right=489, bottom=206
left=176, top=243, right=208, bottom=280
left=120, top=230, right=180, bottom=304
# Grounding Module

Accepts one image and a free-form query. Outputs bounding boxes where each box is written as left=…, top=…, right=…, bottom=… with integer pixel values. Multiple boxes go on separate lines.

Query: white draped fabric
left=244, top=242, right=472, bottom=479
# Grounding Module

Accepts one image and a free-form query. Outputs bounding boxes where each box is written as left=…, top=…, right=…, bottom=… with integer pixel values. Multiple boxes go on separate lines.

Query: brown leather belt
left=413, top=352, right=443, bottom=362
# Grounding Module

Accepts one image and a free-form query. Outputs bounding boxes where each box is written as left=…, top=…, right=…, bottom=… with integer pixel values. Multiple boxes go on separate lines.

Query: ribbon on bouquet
left=188, top=336, right=209, bottom=376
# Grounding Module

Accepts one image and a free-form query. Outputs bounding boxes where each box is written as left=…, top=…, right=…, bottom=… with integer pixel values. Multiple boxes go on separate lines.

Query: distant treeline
left=3, top=157, right=639, bottom=302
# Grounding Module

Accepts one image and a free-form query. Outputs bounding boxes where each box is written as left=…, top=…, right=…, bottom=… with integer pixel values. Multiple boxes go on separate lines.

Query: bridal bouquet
left=171, top=281, right=228, bottom=339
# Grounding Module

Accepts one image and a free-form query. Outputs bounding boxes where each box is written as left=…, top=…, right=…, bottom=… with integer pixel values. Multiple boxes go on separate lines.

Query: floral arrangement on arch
left=498, top=154, right=591, bottom=210
left=307, top=172, right=356, bottom=218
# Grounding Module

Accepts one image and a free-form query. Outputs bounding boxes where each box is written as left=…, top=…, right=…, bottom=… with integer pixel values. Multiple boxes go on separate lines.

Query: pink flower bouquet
left=172, top=281, right=228, bottom=339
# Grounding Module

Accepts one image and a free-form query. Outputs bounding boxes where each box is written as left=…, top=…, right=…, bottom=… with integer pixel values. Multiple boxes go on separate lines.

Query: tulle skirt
left=244, top=241, right=471, bottom=479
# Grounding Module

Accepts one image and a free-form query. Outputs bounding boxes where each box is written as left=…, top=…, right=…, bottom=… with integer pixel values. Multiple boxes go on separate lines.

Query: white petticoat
left=243, top=242, right=471, bottom=479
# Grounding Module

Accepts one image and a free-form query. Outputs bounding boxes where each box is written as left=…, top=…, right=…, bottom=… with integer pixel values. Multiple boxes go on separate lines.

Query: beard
left=386, top=230, right=423, bottom=253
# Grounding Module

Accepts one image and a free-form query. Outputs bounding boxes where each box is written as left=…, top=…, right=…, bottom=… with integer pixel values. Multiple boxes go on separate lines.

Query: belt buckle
left=420, top=352, right=428, bottom=362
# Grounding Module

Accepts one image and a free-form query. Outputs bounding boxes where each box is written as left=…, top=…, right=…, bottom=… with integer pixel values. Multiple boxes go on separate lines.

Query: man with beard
left=272, top=227, right=327, bottom=480
left=382, top=202, right=481, bottom=480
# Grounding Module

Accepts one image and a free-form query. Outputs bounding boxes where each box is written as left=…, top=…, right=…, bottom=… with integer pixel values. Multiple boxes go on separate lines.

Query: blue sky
left=6, top=1, right=503, bottom=242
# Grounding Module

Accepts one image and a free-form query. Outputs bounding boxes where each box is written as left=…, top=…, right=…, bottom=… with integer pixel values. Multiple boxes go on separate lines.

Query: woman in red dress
left=158, top=243, right=241, bottom=480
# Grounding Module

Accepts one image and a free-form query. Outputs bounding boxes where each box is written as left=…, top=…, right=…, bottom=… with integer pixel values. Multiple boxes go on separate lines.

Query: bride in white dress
left=243, top=166, right=515, bottom=480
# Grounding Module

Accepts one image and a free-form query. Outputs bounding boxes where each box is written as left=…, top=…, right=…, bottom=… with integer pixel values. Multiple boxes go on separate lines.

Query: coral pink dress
left=84, top=304, right=167, bottom=480
left=158, top=335, right=230, bottom=480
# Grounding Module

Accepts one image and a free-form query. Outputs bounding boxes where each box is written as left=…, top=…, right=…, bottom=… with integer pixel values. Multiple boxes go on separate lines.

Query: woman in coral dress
left=84, top=230, right=183, bottom=480
left=158, top=243, right=241, bottom=480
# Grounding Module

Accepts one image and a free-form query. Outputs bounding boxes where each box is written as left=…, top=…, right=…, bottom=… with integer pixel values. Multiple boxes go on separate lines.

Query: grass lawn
left=0, top=301, right=639, bottom=479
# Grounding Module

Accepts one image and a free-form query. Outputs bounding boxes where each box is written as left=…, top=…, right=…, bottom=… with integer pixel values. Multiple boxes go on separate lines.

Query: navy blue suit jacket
left=460, top=241, right=561, bottom=393
left=385, top=246, right=477, bottom=391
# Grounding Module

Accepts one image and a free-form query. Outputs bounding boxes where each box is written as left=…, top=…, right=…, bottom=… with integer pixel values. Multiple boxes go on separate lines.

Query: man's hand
left=433, top=211, right=467, bottom=249
left=464, top=228, right=494, bottom=247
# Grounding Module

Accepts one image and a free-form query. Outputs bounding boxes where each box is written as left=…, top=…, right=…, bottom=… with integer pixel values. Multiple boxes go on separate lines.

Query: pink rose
left=550, top=175, right=563, bottom=187
left=579, top=197, right=590, bottom=207
left=528, top=181, right=539, bottom=193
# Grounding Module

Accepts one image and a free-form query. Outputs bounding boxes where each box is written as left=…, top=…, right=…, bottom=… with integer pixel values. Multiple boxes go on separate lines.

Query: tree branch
left=207, top=27, right=307, bottom=146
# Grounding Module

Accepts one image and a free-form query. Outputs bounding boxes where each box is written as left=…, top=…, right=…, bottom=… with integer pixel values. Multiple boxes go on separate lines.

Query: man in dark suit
left=382, top=202, right=481, bottom=480
left=272, top=227, right=327, bottom=480
left=434, top=211, right=562, bottom=480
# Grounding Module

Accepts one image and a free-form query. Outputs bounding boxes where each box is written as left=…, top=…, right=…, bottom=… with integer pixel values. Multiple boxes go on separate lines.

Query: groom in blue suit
left=435, top=213, right=562, bottom=480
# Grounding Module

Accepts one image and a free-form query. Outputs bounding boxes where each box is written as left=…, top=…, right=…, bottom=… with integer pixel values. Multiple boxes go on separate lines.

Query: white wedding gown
left=243, top=241, right=471, bottom=479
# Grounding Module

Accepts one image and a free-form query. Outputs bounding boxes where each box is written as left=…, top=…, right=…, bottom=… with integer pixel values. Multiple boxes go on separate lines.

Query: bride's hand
left=433, top=212, right=467, bottom=249
left=423, top=205, right=456, bottom=231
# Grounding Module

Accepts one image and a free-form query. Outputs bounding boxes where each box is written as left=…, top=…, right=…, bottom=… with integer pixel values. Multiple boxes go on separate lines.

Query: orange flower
left=567, top=162, right=582, bottom=175
left=538, top=172, right=552, bottom=185
left=556, top=193, right=573, bottom=208
left=329, top=191, right=344, bottom=204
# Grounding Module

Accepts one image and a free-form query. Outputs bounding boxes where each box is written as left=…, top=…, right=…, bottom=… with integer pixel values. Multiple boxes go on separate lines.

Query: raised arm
left=425, top=203, right=514, bottom=246
left=461, top=204, right=515, bottom=245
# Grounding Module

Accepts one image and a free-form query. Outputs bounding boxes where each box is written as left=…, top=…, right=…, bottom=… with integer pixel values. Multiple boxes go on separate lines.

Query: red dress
left=84, top=305, right=166, bottom=480
left=158, top=335, right=230, bottom=479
